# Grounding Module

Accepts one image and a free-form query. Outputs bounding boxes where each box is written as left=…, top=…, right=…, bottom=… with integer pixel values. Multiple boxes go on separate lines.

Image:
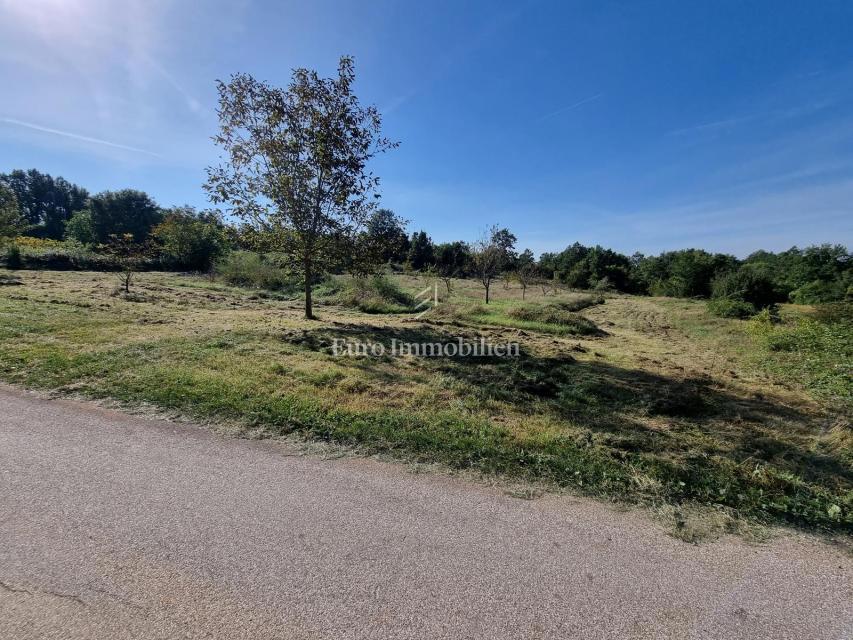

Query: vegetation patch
left=323, top=275, right=414, bottom=313
left=506, top=304, right=602, bottom=335
left=748, top=305, right=852, bottom=402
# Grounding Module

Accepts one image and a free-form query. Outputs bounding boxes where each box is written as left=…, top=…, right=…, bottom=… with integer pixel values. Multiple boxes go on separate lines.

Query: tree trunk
left=484, top=281, right=490, bottom=304
left=522, top=285, right=526, bottom=300
left=304, top=259, right=314, bottom=319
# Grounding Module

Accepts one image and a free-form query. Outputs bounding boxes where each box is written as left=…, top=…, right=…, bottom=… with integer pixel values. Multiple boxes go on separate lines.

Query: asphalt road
left=1, top=385, right=851, bottom=639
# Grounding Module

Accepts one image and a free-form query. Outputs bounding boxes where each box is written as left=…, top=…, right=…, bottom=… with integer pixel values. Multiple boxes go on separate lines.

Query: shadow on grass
left=279, top=322, right=851, bottom=530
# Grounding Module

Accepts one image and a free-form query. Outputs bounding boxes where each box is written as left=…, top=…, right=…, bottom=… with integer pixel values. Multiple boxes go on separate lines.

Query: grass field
left=0, top=267, right=850, bottom=536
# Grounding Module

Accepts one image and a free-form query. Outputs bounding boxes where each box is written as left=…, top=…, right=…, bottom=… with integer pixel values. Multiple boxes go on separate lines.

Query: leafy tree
left=64, top=209, right=97, bottom=245
left=83, top=189, right=162, bottom=244
left=152, top=207, right=231, bottom=271
left=471, top=225, right=516, bottom=304
left=205, top=56, right=397, bottom=319
left=433, top=241, right=471, bottom=293
left=364, top=209, right=408, bottom=264
left=406, top=230, right=435, bottom=271
left=102, top=234, right=149, bottom=293
left=0, top=183, right=25, bottom=238
left=513, top=248, right=537, bottom=299
left=0, top=169, right=88, bottom=239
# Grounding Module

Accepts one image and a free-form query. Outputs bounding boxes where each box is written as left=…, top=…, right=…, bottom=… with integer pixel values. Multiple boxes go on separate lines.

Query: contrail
left=0, top=117, right=161, bottom=157
left=537, top=93, right=603, bottom=122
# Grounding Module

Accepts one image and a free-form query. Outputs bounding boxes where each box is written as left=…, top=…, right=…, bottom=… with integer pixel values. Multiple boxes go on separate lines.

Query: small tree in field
left=103, top=233, right=147, bottom=294
left=471, top=226, right=516, bottom=304
left=511, top=248, right=536, bottom=299
left=206, top=56, right=397, bottom=318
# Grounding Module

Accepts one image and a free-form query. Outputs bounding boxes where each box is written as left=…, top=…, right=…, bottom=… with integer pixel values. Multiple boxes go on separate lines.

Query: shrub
left=64, top=210, right=97, bottom=245
left=5, top=243, right=22, bottom=269
left=789, top=279, right=848, bottom=305
left=748, top=309, right=852, bottom=401
left=711, top=266, right=779, bottom=309
left=707, top=298, right=756, bottom=319
left=153, top=210, right=230, bottom=271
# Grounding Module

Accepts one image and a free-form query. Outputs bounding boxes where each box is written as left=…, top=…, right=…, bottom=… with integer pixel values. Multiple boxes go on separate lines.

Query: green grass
left=0, top=269, right=850, bottom=534
left=748, top=307, right=852, bottom=403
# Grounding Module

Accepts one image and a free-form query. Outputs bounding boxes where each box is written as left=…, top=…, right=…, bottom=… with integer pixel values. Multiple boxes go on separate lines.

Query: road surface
left=1, top=385, right=851, bottom=639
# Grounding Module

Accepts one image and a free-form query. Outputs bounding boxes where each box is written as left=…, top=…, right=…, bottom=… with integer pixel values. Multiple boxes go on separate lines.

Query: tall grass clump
left=215, top=251, right=298, bottom=291
left=326, top=275, right=414, bottom=313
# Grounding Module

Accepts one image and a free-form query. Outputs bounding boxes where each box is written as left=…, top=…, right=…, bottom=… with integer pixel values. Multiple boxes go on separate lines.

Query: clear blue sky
left=2, top=0, right=852, bottom=257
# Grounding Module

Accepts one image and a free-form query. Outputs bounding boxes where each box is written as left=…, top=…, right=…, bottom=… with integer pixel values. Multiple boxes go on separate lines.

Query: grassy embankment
left=0, top=267, right=849, bottom=535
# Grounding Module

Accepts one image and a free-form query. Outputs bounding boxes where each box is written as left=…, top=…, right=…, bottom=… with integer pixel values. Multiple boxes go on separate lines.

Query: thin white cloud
left=537, top=93, right=603, bottom=122
left=1, top=117, right=161, bottom=157
left=666, top=116, right=751, bottom=137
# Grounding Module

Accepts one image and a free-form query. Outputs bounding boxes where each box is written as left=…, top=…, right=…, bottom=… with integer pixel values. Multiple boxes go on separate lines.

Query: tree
left=152, top=207, right=231, bottom=271
left=364, top=209, right=408, bottom=264
left=407, top=230, right=434, bottom=271
left=102, top=234, right=148, bottom=294
left=471, top=225, right=515, bottom=304
left=0, top=183, right=25, bottom=238
left=83, top=189, right=162, bottom=244
left=64, top=209, right=97, bottom=245
left=0, top=169, right=88, bottom=239
left=433, top=241, right=470, bottom=293
left=205, top=56, right=397, bottom=319
left=514, top=248, right=536, bottom=300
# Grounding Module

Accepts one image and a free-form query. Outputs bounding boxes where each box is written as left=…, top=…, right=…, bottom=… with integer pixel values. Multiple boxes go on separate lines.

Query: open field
left=0, top=268, right=850, bottom=534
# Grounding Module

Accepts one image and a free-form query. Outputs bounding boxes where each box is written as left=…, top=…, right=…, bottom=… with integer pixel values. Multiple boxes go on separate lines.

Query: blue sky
left=1, top=0, right=852, bottom=257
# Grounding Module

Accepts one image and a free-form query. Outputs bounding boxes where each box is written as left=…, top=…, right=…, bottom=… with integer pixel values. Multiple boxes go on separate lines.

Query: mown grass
left=0, top=269, right=850, bottom=534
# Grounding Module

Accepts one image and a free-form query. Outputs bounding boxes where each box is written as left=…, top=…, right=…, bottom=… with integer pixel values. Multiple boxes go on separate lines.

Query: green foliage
left=406, top=230, right=435, bottom=270
left=153, top=207, right=230, bottom=271
left=0, top=169, right=88, bottom=239
left=215, top=251, right=298, bottom=290
left=789, top=277, right=850, bottom=304
left=362, top=209, right=409, bottom=265
left=639, top=249, right=738, bottom=298
left=541, top=243, right=634, bottom=292
left=0, top=183, right=25, bottom=238
left=433, top=241, right=471, bottom=279
left=749, top=306, right=852, bottom=401
left=711, top=265, right=779, bottom=308
left=205, top=56, right=398, bottom=318
left=5, top=244, right=22, bottom=269
left=707, top=298, right=756, bottom=319
left=745, top=244, right=851, bottom=303
left=470, top=226, right=517, bottom=303
left=84, top=189, right=162, bottom=243
left=63, top=209, right=97, bottom=245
